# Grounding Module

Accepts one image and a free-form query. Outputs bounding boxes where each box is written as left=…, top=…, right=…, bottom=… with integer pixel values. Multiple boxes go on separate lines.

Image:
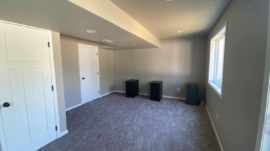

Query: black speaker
left=150, top=81, right=163, bottom=101
left=126, top=79, right=139, bottom=98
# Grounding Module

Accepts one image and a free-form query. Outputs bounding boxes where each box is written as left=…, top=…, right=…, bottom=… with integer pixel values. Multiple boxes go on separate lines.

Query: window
left=208, top=23, right=227, bottom=97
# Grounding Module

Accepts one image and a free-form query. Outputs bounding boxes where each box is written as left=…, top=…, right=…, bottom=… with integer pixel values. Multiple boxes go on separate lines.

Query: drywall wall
left=205, top=0, right=269, bottom=151
left=61, top=35, right=114, bottom=109
left=255, top=1, right=270, bottom=150
left=61, top=35, right=99, bottom=109
left=99, top=49, right=114, bottom=95
left=51, top=32, right=67, bottom=133
left=113, top=37, right=207, bottom=98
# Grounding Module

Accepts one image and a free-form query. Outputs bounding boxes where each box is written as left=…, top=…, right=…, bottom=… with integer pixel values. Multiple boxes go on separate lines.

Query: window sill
left=208, top=81, right=222, bottom=98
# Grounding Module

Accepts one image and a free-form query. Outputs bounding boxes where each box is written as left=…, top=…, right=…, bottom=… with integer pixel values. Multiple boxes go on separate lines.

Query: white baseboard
left=139, top=93, right=149, bottom=96
left=66, top=91, right=114, bottom=111
left=66, top=103, right=82, bottom=112
left=113, top=90, right=186, bottom=100
left=58, top=130, right=68, bottom=138
left=65, top=100, right=93, bottom=111
left=206, top=106, right=224, bottom=151
left=113, top=90, right=125, bottom=93
left=66, top=90, right=186, bottom=112
left=163, top=95, right=185, bottom=100
left=100, top=91, right=114, bottom=97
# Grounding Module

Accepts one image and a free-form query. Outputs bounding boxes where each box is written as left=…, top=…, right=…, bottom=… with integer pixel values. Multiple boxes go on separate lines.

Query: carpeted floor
left=39, top=93, right=220, bottom=151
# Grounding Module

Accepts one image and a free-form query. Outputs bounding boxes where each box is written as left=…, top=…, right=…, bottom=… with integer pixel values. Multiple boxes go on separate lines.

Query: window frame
left=213, top=35, right=225, bottom=87
left=208, top=22, right=227, bottom=98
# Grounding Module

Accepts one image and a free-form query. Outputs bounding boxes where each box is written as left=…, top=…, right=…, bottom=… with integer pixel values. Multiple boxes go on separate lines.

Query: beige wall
left=60, top=35, right=114, bottom=109
left=99, top=49, right=114, bottom=95
left=113, top=37, right=207, bottom=98
left=51, top=32, right=67, bottom=133
left=60, top=35, right=98, bottom=109
left=255, top=2, right=270, bottom=150
left=205, top=0, right=269, bottom=151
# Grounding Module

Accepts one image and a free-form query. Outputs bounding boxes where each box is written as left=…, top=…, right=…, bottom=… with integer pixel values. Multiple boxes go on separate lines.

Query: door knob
left=3, top=102, right=10, bottom=107
left=82, top=77, right=85, bottom=80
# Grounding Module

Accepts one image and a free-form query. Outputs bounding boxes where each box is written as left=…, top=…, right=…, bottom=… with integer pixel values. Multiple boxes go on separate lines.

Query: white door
left=0, top=22, right=57, bottom=151
left=78, top=44, right=100, bottom=103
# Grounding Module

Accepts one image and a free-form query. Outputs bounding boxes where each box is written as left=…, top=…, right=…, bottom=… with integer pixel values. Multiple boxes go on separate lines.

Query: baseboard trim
left=58, top=130, right=68, bottom=138
left=66, top=92, right=114, bottom=111
left=206, top=106, right=224, bottom=151
left=113, top=90, right=186, bottom=100
left=139, top=93, right=149, bottom=96
left=66, top=103, right=82, bottom=112
left=65, top=90, right=186, bottom=112
left=113, top=90, right=125, bottom=93
left=100, top=91, right=114, bottom=97
left=163, top=95, right=186, bottom=100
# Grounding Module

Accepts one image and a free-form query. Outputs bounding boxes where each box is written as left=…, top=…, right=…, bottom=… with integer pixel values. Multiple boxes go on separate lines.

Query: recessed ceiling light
left=178, top=30, right=184, bottom=33
left=86, top=30, right=96, bottom=33
left=102, top=39, right=113, bottom=43
left=133, top=45, right=137, bottom=46
left=166, top=0, right=173, bottom=1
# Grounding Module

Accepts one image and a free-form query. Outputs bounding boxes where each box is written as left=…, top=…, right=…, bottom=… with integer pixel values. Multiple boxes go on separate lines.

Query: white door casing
left=0, top=21, right=59, bottom=151
left=78, top=44, right=100, bottom=104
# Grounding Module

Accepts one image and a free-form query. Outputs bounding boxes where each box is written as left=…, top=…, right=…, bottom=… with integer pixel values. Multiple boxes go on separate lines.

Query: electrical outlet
left=216, top=113, right=219, bottom=120
left=177, top=88, right=180, bottom=92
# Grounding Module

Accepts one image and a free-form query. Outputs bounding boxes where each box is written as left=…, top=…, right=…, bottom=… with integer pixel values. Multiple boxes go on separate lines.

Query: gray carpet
left=39, top=93, right=220, bottom=151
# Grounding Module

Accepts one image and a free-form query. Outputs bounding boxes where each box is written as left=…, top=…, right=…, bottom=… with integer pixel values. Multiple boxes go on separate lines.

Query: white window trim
left=209, top=81, right=222, bottom=98
left=208, top=22, right=227, bottom=98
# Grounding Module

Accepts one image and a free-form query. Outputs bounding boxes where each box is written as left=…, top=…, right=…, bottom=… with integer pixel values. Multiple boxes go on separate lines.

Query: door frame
left=0, top=20, right=61, bottom=151
left=78, top=43, right=101, bottom=104
left=48, top=31, right=62, bottom=138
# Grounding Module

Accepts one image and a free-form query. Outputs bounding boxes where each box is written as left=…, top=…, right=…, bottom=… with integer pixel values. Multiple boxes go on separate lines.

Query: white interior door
left=0, top=22, right=57, bottom=151
left=79, top=44, right=100, bottom=104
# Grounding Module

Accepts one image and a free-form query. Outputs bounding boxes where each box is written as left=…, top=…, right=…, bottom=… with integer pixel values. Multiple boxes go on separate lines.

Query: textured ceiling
left=111, top=0, right=232, bottom=39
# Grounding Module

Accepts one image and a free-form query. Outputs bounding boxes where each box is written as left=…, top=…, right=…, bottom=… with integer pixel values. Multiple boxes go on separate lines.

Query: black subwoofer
left=150, top=81, right=163, bottom=101
left=126, top=79, right=139, bottom=98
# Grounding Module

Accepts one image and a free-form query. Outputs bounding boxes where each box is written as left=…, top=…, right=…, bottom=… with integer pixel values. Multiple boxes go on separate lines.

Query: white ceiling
left=0, top=0, right=158, bottom=50
left=0, top=0, right=231, bottom=50
left=111, top=0, right=232, bottom=39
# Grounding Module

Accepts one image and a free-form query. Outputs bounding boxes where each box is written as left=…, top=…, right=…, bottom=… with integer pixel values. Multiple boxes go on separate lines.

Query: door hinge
left=55, top=126, right=57, bottom=131
left=98, top=91, right=100, bottom=94
left=52, top=85, right=54, bottom=91
left=48, top=42, right=50, bottom=47
left=97, top=72, right=99, bottom=75
left=96, top=53, right=98, bottom=55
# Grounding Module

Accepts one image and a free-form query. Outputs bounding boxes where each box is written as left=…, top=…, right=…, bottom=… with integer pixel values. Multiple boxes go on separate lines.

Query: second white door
left=78, top=44, right=100, bottom=103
